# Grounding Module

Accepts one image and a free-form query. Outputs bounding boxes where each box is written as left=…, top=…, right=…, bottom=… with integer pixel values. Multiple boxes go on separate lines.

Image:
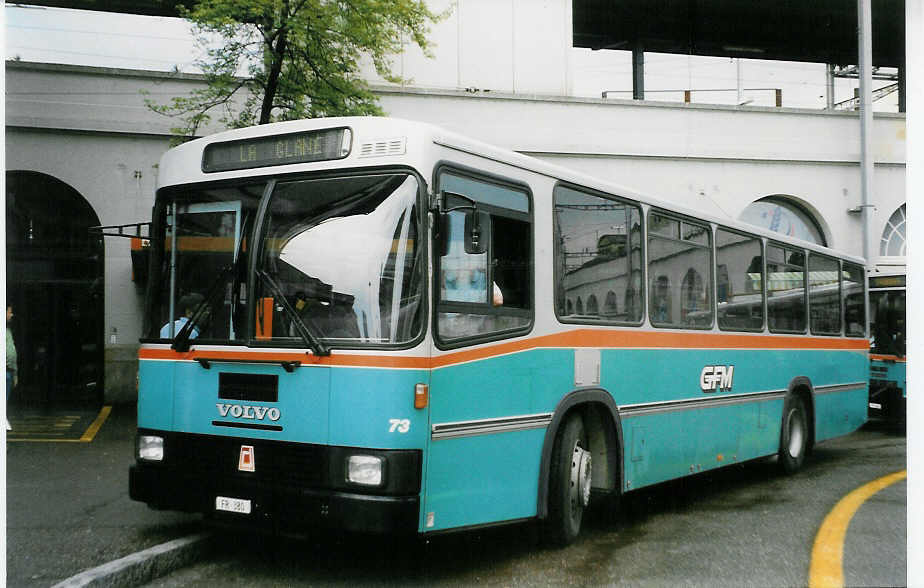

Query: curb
left=50, top=532, right=214, bottom=588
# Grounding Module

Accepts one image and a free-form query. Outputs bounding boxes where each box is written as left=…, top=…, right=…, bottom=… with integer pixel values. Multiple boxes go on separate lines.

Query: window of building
left=715, top=228, right=764, bottom=331
left=808, top=253, right=841, bottom=335
left=740, top=196, right=826, bottom=246
left=553, top=185, right=643, bottom=324
left=880, top=204, right=906, bottom=256
left=647, top=212, right=713, bottom=329
left=767, top=244, right=806, bottom=333
left=436, top=170, right=532, bottom=344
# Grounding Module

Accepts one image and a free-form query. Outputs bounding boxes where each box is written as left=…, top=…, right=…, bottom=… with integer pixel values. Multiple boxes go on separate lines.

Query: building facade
left=4, top=7, right=906, bottom=403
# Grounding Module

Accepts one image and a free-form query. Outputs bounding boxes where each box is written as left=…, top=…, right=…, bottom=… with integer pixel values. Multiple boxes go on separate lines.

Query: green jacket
left=6, top=328, right=16, bottom=376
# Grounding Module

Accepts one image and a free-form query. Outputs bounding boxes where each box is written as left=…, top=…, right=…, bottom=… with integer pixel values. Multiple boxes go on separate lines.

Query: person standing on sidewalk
left=7, top=305, right=17, bottom=430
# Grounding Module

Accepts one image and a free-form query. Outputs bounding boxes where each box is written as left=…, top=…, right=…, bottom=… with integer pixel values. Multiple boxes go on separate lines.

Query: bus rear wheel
left=778, top=394, right=808, bottom=473
left=545, top=413, right=591, bottom=546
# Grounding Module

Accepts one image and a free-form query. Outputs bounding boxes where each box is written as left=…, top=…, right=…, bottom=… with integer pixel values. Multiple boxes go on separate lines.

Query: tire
left=778, top=394, right=808, bottom=473
left=545, top=414, right=592, bottom=546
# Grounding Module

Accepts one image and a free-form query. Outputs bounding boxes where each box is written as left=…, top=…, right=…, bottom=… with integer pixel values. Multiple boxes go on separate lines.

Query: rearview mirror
left=464, top=211, right=490, bottom=255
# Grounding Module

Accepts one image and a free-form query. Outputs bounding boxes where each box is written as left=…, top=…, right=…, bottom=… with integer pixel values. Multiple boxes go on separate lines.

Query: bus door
left=424, top=170, right=536, bottom=532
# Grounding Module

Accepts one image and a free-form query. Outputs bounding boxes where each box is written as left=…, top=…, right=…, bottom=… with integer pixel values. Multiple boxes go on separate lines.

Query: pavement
left=6, top=403, right=209, bottom=588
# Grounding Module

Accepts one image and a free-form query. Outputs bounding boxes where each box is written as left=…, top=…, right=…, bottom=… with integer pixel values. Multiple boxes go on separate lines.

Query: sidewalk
left=6, top=403, right=203, bottom=587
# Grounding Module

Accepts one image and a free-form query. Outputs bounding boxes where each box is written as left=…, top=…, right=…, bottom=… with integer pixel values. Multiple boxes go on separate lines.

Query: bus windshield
left=147, top=173, right=425, bottom=348
left=870, top=289, right=905, bottom=356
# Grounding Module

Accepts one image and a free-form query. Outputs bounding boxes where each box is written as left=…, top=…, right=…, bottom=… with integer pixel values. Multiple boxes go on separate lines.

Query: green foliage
left=145, top=0, right=446, bottom=141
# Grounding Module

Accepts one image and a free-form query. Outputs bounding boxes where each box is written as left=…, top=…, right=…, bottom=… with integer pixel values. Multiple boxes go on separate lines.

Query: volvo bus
left=868, top=273, right=906, bottom=423
left=129, top=117, right=869, bottom=544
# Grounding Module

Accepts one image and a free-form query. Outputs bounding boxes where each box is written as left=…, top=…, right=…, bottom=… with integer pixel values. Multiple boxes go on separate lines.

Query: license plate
left=215, top=496, right=252, bottom=514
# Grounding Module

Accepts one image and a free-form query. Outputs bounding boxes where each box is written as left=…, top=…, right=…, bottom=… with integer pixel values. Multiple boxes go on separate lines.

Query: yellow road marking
left=79, top=405, right=112, bottom=442
left=7, top=406, right=112, bottom=443
left=809, top=470, right=907, bottom=588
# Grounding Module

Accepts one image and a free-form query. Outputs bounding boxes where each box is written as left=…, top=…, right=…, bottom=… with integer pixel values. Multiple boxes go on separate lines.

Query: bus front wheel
left=778, top=394, right=808, bottom=473
left=545, top=413, right=591, bottom=546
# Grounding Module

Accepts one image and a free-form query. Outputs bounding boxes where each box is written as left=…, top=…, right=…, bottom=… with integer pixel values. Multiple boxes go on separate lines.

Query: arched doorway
left=6, top=171, right=105, bottom=409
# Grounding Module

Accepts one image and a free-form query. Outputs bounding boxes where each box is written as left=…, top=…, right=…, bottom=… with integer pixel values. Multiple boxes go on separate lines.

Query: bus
left=868, top=273, right=906, bottom=424
left=129, top=117, right=869, bottom=544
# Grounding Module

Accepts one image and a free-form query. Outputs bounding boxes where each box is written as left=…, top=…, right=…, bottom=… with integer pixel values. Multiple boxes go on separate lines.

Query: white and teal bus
left=868, top=273, right=906, bottom=423
left=129, top=117, right=868, bottom=544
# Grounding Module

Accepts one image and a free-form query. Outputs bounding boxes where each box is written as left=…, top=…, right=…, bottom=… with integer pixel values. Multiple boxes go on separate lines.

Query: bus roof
left=156, top=116, right=866, bottom=266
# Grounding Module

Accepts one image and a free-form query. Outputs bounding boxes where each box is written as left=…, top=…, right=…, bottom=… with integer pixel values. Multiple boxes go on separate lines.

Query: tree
left=145, top=0, right=445, bottom=140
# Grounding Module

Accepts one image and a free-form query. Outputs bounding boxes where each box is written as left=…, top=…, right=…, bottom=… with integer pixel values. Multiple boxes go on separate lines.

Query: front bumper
left=129, top=431, right=422, bottom=536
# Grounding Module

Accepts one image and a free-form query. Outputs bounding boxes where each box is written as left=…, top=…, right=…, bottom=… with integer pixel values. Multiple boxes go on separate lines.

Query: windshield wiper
left=257, top=269, right=330, bottom=357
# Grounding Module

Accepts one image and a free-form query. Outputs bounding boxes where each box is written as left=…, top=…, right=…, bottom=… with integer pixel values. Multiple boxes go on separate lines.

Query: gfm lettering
left=700, top=365, right=734, bottom=392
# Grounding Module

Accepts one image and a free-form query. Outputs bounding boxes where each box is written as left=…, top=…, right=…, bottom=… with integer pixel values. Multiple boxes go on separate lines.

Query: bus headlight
left=347, top=455, right=384, bottom=487
left=138, top=435, right=164, bottom=461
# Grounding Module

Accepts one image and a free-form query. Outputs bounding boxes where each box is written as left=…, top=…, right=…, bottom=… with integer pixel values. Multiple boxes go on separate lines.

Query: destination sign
left=202, top=127, right=352, bottom=173
left=869, top=275, right=905, bottom=288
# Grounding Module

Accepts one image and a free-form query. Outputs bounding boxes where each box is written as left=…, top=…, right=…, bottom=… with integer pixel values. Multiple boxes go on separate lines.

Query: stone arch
left=739, top=195, right=829, bottom=247
left=6, top=171, right=105, bottom=408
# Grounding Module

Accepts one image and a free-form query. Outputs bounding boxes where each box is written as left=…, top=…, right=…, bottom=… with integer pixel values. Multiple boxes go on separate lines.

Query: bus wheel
left=545, top=414, right=591, bottom=546
left=778, top=394, right=807, bottom=473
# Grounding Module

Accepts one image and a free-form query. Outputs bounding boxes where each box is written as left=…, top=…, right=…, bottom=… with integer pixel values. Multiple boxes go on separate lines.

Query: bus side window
left=716, top=229, right=764, bottom=331
left=842, top=262, right=865, bottom=337
left=808, top=253, right=841, bottom=335
left=436, top=171, right=532, bottom=344
left=767, top=245, right=806, bottom=333
left=552, top=185, right=643, bottom=324
left=647, top=212, right=713, bottom=329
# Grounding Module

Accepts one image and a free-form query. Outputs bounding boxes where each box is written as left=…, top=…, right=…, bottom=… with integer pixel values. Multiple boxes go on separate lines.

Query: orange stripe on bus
left=138, top=348, right=432, bottom=369
left=431, top=330, right=868, bottom=368
left=140, top=330, right=867, bottom=370
left=869, top=354, right=906, bottom=362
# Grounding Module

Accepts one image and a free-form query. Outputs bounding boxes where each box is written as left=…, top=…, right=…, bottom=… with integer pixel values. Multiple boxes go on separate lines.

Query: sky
left=3, top=3, right=901, bottom=113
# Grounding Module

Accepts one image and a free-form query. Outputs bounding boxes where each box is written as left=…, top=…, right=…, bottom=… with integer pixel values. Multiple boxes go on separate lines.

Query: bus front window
left=147, top=184, right=265, bottom=342
left=255, top=174, right=424, bottom=346
left=870, top=290, right=906, bottom=356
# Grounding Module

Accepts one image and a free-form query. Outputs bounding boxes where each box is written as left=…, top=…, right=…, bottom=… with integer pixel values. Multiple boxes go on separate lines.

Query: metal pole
left=632, top=47, right=645, bottom=100
left=826, top=64, right=836, bottom=110
left=858, top=0, right=873, bottom=267
left=737, top=59, right=743, bottom=105
left=857, top=0, right=873, bottom=341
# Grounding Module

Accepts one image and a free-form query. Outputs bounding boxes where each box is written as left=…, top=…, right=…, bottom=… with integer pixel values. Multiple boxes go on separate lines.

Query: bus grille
left=166, top=433, right=327, bottom=488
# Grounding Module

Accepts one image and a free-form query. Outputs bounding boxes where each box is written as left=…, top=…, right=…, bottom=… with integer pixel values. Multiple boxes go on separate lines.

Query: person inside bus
left=160, top=293, right=205, bottom=339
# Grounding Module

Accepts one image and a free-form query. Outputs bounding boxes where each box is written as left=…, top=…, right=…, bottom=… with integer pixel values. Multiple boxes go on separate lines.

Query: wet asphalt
left=5, top=404, right=202, bottom=588
left=4, top=406, right=908, bottom=587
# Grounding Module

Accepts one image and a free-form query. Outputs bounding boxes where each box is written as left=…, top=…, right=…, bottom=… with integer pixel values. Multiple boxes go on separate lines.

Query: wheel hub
left=788, top=408, right=805, bottom=458
left=570, top=444, right=592, bottom=509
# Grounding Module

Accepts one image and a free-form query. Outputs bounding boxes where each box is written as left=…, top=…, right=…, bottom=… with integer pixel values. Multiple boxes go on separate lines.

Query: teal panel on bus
left=603, top=347, right=867, bottom=490
left=871, top=358, right=907, bottom=398
left=328, top=367, right=430, bottom=449
left=138, top=360, right=175, bottom=430
left=168, top=361, right=332, bottom=443
left=814, top=387, right=868, bottom=441
left=424, top=349, right=571, bottom=531
left=423, top=344, right=865, bottom=529
left=599, top=348, right=867, bottom=407
left=424, top=428, right=545, bottom=531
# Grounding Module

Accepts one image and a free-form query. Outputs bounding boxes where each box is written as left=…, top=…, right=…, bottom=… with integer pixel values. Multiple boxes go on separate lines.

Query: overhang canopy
left=17, top=0, right=905, bottom=68
left=573, top=0, right=904, bottom=68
